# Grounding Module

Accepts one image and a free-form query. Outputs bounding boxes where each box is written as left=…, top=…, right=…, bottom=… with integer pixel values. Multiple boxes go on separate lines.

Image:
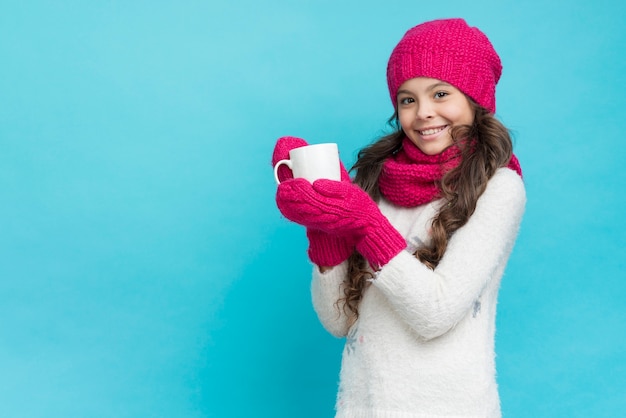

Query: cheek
left=397, top=111, right=414, bottom=131
left=455, top=113, right=474, bottom=127
left=452, top=102, right=474, bottom=125
left=445, top=109, right=472, bottom=127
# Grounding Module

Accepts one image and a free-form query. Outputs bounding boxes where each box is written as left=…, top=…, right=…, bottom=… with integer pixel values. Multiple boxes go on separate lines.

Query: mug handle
left=273, top=159, right=292, bottom=184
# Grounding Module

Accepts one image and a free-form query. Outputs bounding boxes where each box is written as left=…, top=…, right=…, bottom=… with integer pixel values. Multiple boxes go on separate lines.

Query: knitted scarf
left=378, top=137, right=522, bottom=207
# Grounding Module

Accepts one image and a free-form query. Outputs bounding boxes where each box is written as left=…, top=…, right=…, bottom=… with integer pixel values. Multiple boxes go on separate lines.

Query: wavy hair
left=339, top=102, right=513, bottom=318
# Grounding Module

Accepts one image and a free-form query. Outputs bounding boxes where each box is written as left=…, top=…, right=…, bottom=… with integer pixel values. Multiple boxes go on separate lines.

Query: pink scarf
left=378, top=137, right=522, bottom=207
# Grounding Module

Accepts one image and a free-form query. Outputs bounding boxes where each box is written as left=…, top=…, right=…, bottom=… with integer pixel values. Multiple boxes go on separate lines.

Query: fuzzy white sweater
left=311, top=168, right=526, bottom=418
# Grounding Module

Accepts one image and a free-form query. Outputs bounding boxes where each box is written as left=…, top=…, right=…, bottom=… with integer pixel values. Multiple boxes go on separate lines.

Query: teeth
left=419, top=127, right=445, bottom=135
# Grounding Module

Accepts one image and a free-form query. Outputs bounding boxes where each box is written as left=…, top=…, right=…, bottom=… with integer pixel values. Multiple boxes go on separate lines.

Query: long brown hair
left=339, top=102, right=513, bottom=317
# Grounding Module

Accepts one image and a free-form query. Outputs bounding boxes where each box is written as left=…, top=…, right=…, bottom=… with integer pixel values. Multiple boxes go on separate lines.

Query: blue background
left=1, top=1, right=624, bottom=417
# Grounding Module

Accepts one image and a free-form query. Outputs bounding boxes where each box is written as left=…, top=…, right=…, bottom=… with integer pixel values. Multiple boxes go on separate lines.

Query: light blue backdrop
left=1, top=1, right=624, bottom=417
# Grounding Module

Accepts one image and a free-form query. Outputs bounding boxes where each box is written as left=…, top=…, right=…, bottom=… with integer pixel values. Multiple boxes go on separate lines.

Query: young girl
left=272, top=18, right=525, bottom=417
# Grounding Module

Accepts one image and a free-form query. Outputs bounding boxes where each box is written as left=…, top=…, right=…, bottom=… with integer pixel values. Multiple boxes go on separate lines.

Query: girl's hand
left=272, top=136, right=352, bottom=182
left=276, top=178, right=406, bottom=269
left=276, top=179, right=377, bottom=234
left=272, top=136, right=309, bottom=183
left=272, top=136, right=355, bottom=267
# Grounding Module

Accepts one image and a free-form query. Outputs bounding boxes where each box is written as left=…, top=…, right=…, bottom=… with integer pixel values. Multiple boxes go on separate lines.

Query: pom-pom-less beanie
left=386, top=18, right=502, bottom=113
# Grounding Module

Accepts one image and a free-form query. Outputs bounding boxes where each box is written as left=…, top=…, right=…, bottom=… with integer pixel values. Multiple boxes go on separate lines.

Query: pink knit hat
left=386, top=18, right=502, bottom=113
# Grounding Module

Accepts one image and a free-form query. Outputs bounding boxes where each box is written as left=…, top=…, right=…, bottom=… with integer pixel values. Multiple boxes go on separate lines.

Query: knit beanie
left=386, top=18, right=502, bottom=113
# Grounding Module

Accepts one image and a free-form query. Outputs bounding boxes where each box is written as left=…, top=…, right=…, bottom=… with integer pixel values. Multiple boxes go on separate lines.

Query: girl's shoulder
left=492, top=166, right=525, bottom=182
left=482, top=167, right=527, bottom=208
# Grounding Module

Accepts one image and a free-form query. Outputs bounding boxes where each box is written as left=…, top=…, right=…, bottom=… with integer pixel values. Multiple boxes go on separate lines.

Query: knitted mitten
left=276, top=178, right=406, bottom=269
left=272, top=136, right=355, bottom=266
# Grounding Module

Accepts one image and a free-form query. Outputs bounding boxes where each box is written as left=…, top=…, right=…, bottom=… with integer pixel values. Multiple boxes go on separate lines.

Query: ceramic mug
left=273, top=143, right=341, bottom=184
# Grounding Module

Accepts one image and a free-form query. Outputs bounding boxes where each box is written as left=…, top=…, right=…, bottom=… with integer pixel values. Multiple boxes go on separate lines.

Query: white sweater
left=311, top=168, right=526, bottom=418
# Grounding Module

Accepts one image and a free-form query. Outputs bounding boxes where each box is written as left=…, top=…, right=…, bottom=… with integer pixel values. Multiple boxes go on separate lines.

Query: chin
left=418, top=144, right=448, bottom=156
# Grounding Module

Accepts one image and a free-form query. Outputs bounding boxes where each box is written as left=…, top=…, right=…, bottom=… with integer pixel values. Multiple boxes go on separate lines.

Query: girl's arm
left=310, top=262, right=354, bottom=337
left=372, top=168, right=526, bottom=340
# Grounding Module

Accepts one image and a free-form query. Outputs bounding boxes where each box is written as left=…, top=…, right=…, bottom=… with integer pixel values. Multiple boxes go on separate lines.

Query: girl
left=272, top=18, right=525, bottom=417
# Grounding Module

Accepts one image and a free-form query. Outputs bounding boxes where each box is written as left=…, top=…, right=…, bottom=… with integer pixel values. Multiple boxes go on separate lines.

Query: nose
left=416, top=101, right=434, bottom=120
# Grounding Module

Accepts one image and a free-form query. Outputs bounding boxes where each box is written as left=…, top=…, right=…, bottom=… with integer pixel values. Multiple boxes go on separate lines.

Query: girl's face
left=396, top=77, right=474, bottom=155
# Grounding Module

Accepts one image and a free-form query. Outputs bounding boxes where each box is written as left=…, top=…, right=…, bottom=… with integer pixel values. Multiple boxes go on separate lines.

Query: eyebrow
left=427, top=82, right=453, bottom=90
left=396, top=82, right=453, bottom=97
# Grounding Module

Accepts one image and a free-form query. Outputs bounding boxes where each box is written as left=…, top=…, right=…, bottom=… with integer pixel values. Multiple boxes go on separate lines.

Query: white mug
left=273, top=143, right=341, bottom=184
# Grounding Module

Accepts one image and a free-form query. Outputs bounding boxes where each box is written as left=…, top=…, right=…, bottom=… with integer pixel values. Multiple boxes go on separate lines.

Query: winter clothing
left=272, top=136, right=355, bottom=266
left=387, top=18, right=502, bottom=113
left=311, top=167, right=526, bottom=417
left=380, top=137, right=522, bottom=207
left=273, top=16, right=525, bottom=417
left=277, top=178, right=406, bottom=269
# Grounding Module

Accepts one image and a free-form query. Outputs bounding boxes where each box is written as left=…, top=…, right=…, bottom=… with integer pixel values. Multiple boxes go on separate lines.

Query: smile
left=418, top=126, right=447, bottom=136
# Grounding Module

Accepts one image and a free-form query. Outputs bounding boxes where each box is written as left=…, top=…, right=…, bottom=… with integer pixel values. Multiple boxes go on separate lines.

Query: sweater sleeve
left=310, top=261, right=355, bottom=338
left=372, top=168, right=526, bottom=341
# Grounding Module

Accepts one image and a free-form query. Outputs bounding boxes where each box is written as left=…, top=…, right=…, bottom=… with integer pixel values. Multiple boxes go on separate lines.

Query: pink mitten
left=276, top=178, right=406, bottom=269
left=272, top=136, right=351, bottom=182
left=272, top=136, right=354, bottom=266
left=272, top=136, right=309, bottom=183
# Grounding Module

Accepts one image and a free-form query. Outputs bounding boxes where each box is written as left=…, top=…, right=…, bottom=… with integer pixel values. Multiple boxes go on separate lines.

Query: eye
left=434, top=91, right=449, bottom=99
left=398, top=96, right=415, bottom=105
